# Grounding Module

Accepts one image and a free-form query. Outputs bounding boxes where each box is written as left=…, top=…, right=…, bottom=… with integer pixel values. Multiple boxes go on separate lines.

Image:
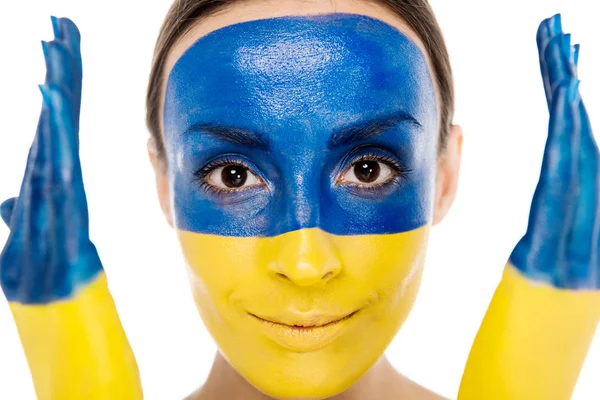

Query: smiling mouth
left=247, top=309, right=361, bottom=352
left=248, top=310, right=359, bottom=329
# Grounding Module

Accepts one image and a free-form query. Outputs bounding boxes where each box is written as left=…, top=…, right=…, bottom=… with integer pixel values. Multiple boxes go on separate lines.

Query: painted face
left=163, top=13, right=437, bottom=399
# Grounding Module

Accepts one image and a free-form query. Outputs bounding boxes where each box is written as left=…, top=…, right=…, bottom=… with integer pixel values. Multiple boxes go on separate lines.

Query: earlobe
left=432, top=124, right=463, bottom=226
left=147, top=138, right=174, bottom=228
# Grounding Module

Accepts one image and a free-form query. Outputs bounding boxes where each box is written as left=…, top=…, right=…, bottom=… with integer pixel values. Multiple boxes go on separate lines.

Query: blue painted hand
left=0, top=17, right=103, bottom=304
left=510, top=14, right=599, bottom=289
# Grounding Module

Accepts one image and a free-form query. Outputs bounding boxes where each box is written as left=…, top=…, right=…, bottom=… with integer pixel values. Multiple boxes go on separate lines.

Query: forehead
left=163, top=13, right=436, bottom=142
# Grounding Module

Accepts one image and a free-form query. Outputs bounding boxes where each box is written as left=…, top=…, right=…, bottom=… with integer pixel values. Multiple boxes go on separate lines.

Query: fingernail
left=573, top=44, right=580, bottom=66
left=41, top=40, right=49, bottom=60
left=50, top=16, right=61, bottom=39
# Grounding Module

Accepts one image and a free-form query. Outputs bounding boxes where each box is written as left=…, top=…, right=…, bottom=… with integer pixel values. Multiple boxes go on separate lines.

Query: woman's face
left=154, top=1, right=459, bottom=398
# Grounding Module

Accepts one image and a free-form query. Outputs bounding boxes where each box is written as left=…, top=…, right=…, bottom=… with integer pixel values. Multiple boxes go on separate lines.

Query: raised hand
left=510, top=13, right=599, bottom=290
left=459, top=14, right=600, bottom=400
left=0, top=17, right=142, bottom=399
left=0, top=16, right=101, bottom=304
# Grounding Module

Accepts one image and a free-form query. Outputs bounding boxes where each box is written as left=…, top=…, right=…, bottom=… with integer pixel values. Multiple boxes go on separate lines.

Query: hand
left=0, top=16, right=103, bottom=303
left=458, top=15, right=600, bottom=400
left=0, top=17, right=142, bottom=399
left=510, top=14, right=599, bottom=289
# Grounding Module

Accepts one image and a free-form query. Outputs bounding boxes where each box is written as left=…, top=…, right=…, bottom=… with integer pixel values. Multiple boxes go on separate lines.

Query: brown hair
left=146, top=0, right=454, bottom=164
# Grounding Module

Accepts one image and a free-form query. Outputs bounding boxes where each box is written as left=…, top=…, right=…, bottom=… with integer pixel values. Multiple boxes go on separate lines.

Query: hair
left=146, top=0, right=454, bottom=164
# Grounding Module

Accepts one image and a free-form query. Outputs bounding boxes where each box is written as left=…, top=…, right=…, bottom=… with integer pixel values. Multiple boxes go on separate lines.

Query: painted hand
left=459, top=15, right=600, bottom=400
left=0, top=17, right=142, bottom=400
left=510, top=14, right=599, bottom=289
left=0, top=17, right=102, bottom=303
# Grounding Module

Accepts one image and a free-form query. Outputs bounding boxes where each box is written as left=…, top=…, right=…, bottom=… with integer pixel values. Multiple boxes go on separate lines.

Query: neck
left=195, top=351, right=402, bottom=400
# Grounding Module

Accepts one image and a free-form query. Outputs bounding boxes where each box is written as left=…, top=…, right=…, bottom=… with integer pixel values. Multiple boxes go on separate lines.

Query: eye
left=339, top=158, right=397, bottom=186
left=205, top=163, right=262, bottom=190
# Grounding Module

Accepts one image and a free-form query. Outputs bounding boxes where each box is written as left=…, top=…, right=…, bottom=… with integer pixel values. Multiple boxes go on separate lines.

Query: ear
left=147, top=138, right=174, bottom=228
left=432, top=124, right=463, bottom=225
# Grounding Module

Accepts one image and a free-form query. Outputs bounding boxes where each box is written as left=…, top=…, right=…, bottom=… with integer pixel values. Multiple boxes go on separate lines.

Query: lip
left=248, top=310, right=359, bottom=352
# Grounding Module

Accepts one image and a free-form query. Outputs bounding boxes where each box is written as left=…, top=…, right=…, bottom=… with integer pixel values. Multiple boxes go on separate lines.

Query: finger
left=40, top=78, right=93, bottom=295
left=542, top=34, right=575, bottom=108
left=0, top=198, right=17, bottom=227
left=52, top=16, right=81, bottom=54
left=46, top=17, right=82, bottom=131
left=538, top=80, right=581, bottom=195
left=567, top=99, right=600, bottom=285
left=41, top=83, right=90, bottom=234
left=514, top=81, right=581, bottom=279
left=39, top=84, right=79, bottom=185
left=536, top=14, right=561, bottom=53
left=44, top=17, right=83, bottom=146
left=0, top=197, right=17, bottom=227
left=537, top=14, right=562, bottom=106
left=42, top=40, right=74, bottom=96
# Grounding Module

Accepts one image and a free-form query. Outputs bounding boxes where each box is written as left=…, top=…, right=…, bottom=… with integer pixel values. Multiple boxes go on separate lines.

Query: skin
left=510, top=15, right=599, bottom=290
left=458, top=15, right=600, bottom=399
left=0, top=18, right=142, bottom=399
left=2, top=2, right=597, bottom=400
left=149, top=1, right=462, bottom=399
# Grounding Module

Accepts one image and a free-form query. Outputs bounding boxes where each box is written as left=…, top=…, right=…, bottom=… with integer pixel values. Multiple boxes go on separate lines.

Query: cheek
left=176, top=230, right=264, bottom=296
left=176, top=224, right=430, bottom=320
left=332, top=225, right=430, bottom=296
left=330, top=226, right=431, bottom=356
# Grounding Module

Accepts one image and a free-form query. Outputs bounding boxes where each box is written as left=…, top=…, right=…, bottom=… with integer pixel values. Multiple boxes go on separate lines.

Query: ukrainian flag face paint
left=164, top=14, right=437, bottom=398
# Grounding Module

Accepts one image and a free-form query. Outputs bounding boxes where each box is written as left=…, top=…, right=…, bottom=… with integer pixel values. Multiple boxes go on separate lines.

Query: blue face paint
left=164, top=13, right=438, bottom=237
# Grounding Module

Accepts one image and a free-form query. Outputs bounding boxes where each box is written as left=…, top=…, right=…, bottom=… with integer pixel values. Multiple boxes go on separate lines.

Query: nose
left=270, top=228, right=342, bottom=287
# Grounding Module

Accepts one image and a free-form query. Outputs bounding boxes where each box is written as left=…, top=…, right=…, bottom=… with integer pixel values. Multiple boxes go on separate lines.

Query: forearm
left=458, top=263, right=600, bottom=400
left=9, top=271, right=143, bottom=400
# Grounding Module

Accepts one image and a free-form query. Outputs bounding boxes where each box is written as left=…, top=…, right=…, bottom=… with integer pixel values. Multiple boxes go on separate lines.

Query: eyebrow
left=183, top=123, right=269, bottom=149
left=183, top=110, right=420, bottom=150
left=327, top=111, right=421, bottom=150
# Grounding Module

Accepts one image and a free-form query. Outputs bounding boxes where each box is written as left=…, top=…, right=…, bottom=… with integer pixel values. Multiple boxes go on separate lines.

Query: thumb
left=0, top=197, right=17, bottom=227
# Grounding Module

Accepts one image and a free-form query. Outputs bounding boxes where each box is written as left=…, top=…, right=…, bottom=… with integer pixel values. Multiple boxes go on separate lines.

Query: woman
left=0, top=0, right=598, bottom=399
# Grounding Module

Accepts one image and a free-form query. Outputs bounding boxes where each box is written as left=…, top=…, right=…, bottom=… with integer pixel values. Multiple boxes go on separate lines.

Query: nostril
left=322, top=271, right=333, bottom=280
left=276, top=272, right=289, bottom=280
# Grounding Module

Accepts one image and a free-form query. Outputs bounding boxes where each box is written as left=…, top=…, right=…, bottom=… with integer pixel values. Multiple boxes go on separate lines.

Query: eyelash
left=338, top=153, right=411, bottom=190
left=192, top=156, right=259, bottom=196
left=192, top=153, right=411, bottom=196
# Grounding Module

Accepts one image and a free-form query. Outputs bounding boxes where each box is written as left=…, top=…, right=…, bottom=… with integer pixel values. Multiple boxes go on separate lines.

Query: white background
left=0, top=1, right=598, bottom=399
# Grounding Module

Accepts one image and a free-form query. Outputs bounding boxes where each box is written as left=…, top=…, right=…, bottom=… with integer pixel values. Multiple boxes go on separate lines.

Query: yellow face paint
left=177, top=226, right=430, bottom=398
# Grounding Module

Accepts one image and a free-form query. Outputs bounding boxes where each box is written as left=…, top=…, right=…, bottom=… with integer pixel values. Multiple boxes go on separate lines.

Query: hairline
left=157, top=7, right=443, bottom=148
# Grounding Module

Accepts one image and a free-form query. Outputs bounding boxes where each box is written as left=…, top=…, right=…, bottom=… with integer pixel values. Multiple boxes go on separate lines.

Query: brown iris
left=353, top=160, right=380, bottom=183
left=221, top=165, right=248, bottom=188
